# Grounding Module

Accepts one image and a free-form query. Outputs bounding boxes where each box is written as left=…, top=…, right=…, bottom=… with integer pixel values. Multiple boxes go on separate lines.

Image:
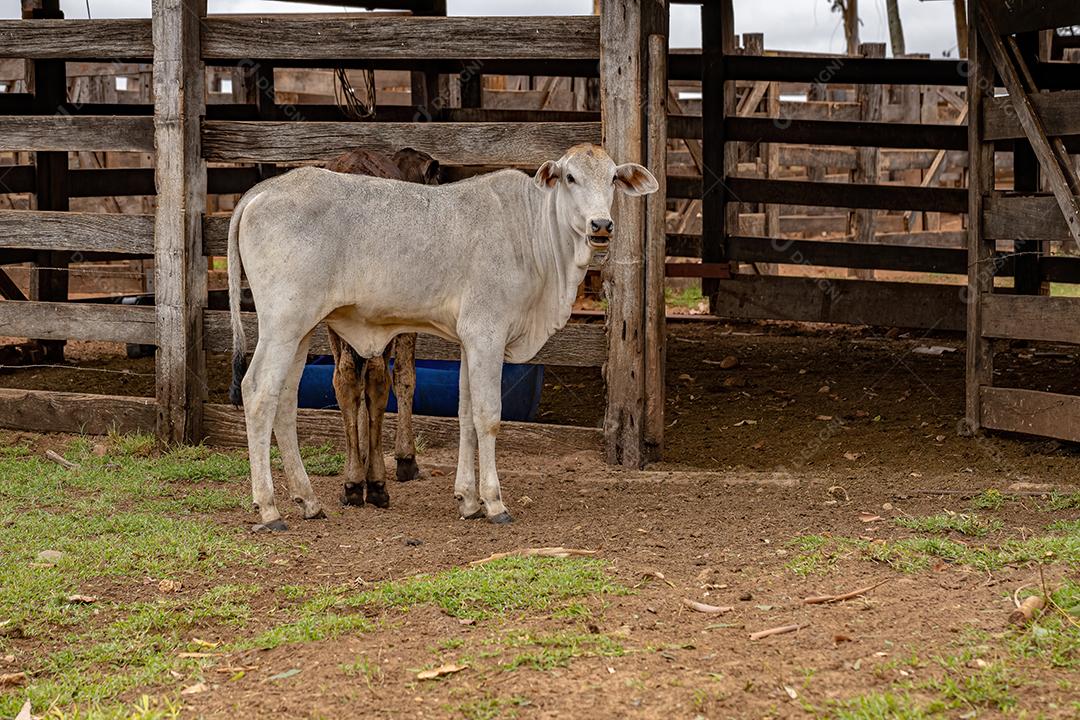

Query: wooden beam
left=201, top=15, right=600, bottom=61
left=984, top=193, right=1075, bottom=240
left=983, top=89, right=1080, bottom=140
left=0, top=270, right=26, bottom=301
left=202, top=403, right=602, bottom=456
left=0, top=388, right=156, bottom=435
left=0, top=211, right=153, bottom=254
left=644, top=32, right=668, bottom=460
left=203, top=310, right=606, bottom=368
left=153, top=0, right=208, bottom=443
left=850, top=42, right=885, bottom=280
left=724, top=236, right=968, bottom=274
left=701, top=0, right=735, bottom=302
left=0, top=19, right=153, bottom=59
left=982, top=294, right=1080, bottom=344
left=983, top=0, right=1080, bottom=37
left=722, top=55, right=968, bottom=86
left=201, top=121, right=601, bottom=165
left=725, top=177, right=968, bottom=213
left=981, top=387, right=1080, bottom=443
left=0, top=300, right=156, bottom=344
left=966, top=0, right=996, bottom=435
left=709, top=274, right=966, bottom=331
left=0, top=116, right=153, bottom=152
left=725, top=116, right=968, bottom=150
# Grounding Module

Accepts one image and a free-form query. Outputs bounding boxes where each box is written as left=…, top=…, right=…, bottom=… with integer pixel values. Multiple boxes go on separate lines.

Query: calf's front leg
left=463, top=341, right=512, bottom=524
left=454, top=350, right=483, bottom=519
left=363, top=352, right=392, bottom=508
left=330, top=332, right=367, bottom=507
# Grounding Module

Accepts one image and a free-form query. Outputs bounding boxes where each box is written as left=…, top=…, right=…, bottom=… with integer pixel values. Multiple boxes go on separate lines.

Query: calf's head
left=534, top=143, right=659, bottom=251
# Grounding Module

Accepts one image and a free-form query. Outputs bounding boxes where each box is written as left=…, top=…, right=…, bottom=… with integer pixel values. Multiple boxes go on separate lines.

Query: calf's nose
left=590, top=219, right=614, bottom=235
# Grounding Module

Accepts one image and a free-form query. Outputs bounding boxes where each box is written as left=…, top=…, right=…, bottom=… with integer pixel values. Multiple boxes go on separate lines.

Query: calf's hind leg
left=393, top=333, right=420, bottom=482
left=463, top=341, right=511, bottom=524
left=363, top=349, right=392, bottom=508
left=330, top=332, right=368, bottom=507
left=273, top=331, right=325, bottom=520
left=242, top=336, right=303, bottom=531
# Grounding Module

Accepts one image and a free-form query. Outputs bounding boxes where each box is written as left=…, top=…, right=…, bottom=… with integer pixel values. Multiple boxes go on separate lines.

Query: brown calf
left=323, top=148, right=439, bottom=508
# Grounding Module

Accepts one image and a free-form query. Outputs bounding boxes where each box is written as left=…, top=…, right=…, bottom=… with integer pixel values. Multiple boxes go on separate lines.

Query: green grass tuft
left=895, top=512, right=1003, bottom=537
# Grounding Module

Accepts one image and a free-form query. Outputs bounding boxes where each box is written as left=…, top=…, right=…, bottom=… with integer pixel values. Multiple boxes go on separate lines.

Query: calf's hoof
left=488, top=511, right=514, bottom=525
left=366, top=482, right=390, bottom=509
left=395, top=456, right=420, bottom=483
left=252, top=518, right=289, bottom=533
left=461, top=509, right=486, bottom=520
left=341, top=482, right=365, bottom=507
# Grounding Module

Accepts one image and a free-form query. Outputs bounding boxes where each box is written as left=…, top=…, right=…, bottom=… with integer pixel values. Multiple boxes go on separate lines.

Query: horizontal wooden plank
left=0, top=211, right=153, bottom=253
left=203, top=310, right=606, bottom=368
left=0, top=388, right=156, bottom=436
left=0, top=19, right=152, bottom=59
left=725, top=117, right=968, bottom=150
left=709, top=274, right=965, bottom=331
left=0, top=116, right=153, bottom=152
left=202, top=15, right=599, bottom=61
left=726, top=177, right=969, bottom=213
left=981, top=386, right=1080, bottom=443
left=665, top=262, right=731, bottom=279
left=725, top=236, right=968, bottom=274
left=984, top=0, right=1080, bottom=36
left=982, top=294, right=1080, bottom=344
left=723, top=54, right=968, bottom=86
left=202, top=121, right=601, bottom=165
left=984, top=193, right=1073, bottom=241
left=0, top=300, right=156, bottom=344
left=0, top=164, right=35, bottom=194
left=983, top=90, right=1080, bottom=141
left=203, top=402, right=601, bottom=455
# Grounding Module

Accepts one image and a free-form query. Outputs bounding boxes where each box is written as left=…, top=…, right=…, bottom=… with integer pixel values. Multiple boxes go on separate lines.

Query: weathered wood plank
left=983, top=193, right=1073, bottom=240
left=709, top=275, right=965, bottom=331
left=201, top=15, right=600, bottom=61
left=202, top=403, right=602, bottom=455
left=644, top=32, right=668, bottom=458
left=983, top=0, right=1080, bottom=36
left=0, top=388, right=156, bottom=436
left=983, top=89, right=1080, bottom=140
left=725, top=236, right=968, bottom=274
left=0, top=116, right=153, bottom=152
left=0, top=19, right=153, bottom=58
left=849, top=42, right=885, bottom=281
left=0, top=300, right=156, bottom=344
left=203, top=310, right=606, bottom=368
left=726, top=177, right=968, bottom=213
left=153, top=0, right=208, bottom=443
left=0, top=211, right=153, bottom=254
left=982, top=294, right=1080, bottom=344
left=201, top=121, right=601, bottom=165
left=981, top=387, right=1080, bottom=443
left=726, top=117, right=968, bottom=151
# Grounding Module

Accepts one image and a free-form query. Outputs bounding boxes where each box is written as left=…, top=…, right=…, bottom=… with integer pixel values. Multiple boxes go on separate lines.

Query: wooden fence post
left=849, top=42, right=884, bottom=279
left=644, top=33, right=668, bottom=461
left=601, top=0, right=666, bottom=467
left=964, top=0, right=995, bottom=434
left=701, top=0, right=735, bottom=304
left=153, top=0, right=208, bottom=443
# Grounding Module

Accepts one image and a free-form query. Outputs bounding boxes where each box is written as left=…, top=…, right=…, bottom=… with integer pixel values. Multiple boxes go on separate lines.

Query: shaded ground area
left=0, top=432, right=1078, bottom=719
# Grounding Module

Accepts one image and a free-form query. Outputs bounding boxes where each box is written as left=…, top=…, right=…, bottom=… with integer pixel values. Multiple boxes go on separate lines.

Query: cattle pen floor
left=2, top=323, right=1080, bottom=719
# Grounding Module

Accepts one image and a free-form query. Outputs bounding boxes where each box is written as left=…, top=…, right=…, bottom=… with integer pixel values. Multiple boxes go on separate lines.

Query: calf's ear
left=614, top=163, right=659, bottom=196
left=533, top=160, right=561, bottom=189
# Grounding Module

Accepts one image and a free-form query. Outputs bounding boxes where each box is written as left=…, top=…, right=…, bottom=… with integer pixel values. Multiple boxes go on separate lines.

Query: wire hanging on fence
left=334, top=68, right=377, bottom=120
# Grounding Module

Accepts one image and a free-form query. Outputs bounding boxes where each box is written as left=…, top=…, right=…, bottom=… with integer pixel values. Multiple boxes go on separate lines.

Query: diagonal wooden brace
left=977, top=10, right=1080, bottom=251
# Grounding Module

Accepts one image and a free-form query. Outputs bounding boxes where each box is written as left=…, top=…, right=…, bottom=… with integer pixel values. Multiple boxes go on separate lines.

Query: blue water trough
left=296, top=357, right=544, bottom=422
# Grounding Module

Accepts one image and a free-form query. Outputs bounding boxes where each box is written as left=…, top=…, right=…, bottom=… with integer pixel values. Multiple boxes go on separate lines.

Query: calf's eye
left=566, top=174, right=576, bottom=184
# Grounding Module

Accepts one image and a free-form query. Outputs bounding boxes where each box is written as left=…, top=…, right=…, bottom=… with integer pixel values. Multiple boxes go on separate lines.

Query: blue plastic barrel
left=296, top=356, right=544, bottom=422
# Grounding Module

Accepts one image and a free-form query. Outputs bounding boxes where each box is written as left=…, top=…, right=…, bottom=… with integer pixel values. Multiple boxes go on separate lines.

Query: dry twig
left=44, top=449, right=79, bottom=470
left=749, top=623, right=804, bottom=641
left=802, top=579, right=889, bottom=605
left=681, top=598, right=734, bottom=614
left=468, top=547, right=596, bottom=566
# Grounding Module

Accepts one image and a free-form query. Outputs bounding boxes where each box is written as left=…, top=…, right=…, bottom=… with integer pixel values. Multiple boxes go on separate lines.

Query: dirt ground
left=2, top=322, right=1079, bottom=718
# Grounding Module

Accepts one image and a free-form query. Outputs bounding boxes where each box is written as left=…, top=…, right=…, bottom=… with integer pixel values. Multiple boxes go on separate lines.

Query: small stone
left=738, top=591, right=753, bottom=601
left=882, top=502, right=894, bottom=511
left=818, top=385, right=830, bottom=394
left=719, top=355, right=739, bottom=370
left=519, top=495, right=533, bottom=506
left=404, top=538, right=424, bottom=547
left=35, top=550, right=64, bottom=563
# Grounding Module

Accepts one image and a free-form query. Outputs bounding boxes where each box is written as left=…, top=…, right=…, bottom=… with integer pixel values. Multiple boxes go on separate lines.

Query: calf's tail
left=227, top=192, right=254, bottom=406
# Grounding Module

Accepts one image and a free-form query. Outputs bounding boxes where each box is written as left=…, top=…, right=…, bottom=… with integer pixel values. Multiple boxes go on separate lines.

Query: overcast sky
left=2, top=0, right=963, bottom=57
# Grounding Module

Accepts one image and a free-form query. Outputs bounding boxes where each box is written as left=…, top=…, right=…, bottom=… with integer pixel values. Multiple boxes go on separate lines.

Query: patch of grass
left=665, top=285, right=705, bottom=310
left=923, top=663, right=1017, bottom=712
left=970, top=489, right=1005, bottom=511
left=826, top=691, right=938, bottom=720
left=343, top=556, right=626, bottom=621
left=453, top=695, right=529, bottom=720
left=895, top=512, right=1002, bottom=537
left=340, top=655, right=383, bottom=686
left=788, top=525, right=1080, bottom=575
left=242, top=610, right=373, bottom=650
left=495, top=630, right=624, bottom=672
left=1046, top=491, right=1080, bottom=511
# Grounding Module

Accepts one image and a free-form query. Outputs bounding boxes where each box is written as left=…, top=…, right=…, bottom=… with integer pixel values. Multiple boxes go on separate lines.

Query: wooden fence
left=0, top=0, right=668, bottom=467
